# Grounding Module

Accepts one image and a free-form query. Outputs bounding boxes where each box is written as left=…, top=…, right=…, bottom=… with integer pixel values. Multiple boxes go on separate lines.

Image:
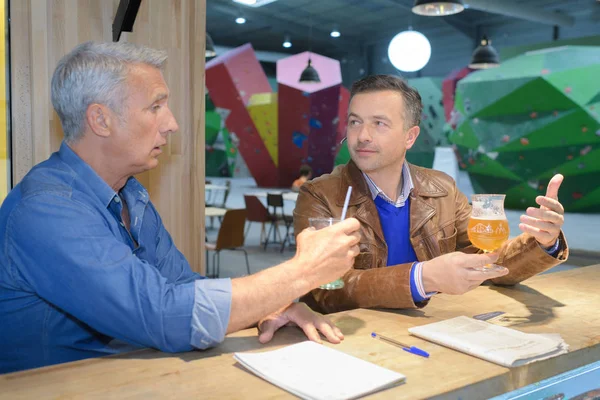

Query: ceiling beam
left=464, top=0, right=575, bottom=26
left=384, top=0, right=475, bottom=41
left=437, top=15, right=476, bottom=40
left=207, top=2, right=360, bottom=52
left=362, top=18, right=475, bottom=46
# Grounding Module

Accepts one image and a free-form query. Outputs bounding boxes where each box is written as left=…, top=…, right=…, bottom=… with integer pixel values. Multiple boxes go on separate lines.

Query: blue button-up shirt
left=0, top=142, right=232, bottom=373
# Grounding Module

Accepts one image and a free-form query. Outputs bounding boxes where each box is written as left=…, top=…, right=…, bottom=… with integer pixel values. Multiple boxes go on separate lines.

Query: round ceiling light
left=387, top=30, right=431, bottom=72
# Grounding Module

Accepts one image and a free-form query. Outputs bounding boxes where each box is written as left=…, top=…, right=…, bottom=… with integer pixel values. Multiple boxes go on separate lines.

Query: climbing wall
left=406, top=77, right=446, bottom=168
left=277, top=52, right=343, bottom=186
left=449, top=46, right=600, bottom=212
left=247, top=93, right=278, bottom=167
left=205, top=44, right=278, bottom=186
left=332, top=86, right=350, bottom=167
left=335, top=86, right=350, bottom=146
left=443, top=66, right=474, bottom=124
left=205, top=93, right=237, bottom=177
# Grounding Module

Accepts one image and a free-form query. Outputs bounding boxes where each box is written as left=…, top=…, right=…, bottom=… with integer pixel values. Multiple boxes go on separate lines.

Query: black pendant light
left=299, top=22, right=320, bottom=83
left=206, top=33, right=216, bottom=58
left=299, top=57, right=320, bottom=83
left=469, top=35, right=500, bottom=69
left=412, top=0, right=464, bottom=16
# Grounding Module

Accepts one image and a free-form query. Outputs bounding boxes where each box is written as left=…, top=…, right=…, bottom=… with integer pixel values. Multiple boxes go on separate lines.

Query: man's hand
left=293, top=218, right=361, bottom=289
left=519, top=174, right=565, bottom=249
left=257, top=303, right=344, bottom=344
left=422, top=252, right=508, bottom=295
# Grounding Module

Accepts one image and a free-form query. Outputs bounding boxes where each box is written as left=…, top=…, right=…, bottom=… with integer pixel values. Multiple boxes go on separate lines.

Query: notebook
left=234, top=341, right=406, bottom=400
left=408, top=316, right=568, bottom=367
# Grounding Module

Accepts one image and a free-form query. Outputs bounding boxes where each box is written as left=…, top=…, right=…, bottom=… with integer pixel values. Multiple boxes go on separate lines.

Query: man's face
left=108, top=64, right=179, bottom=175
left=346, top=90, right=419, bottom=175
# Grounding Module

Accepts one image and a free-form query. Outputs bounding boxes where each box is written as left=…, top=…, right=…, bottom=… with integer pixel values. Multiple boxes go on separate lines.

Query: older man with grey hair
left=0, top=41, right=361, bottom=373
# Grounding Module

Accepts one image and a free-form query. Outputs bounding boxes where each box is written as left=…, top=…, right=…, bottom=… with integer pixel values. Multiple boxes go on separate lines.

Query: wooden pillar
left=10, top=0, right=206, bottom=273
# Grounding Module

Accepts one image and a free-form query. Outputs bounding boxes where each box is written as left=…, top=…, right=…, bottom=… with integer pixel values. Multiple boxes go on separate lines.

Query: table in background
left=2, top=265, right=599, bottom=399
left=204, top=207, right=227, bottom=218
left=205, top=184, right=228, bottom=206
left=248, top=191, right=299, bottom=203
left=205, top=184, right=228, bottom=192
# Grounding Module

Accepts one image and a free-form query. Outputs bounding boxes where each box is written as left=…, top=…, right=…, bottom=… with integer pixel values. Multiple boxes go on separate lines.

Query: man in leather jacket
left=294, top=75, right=568, bottom=314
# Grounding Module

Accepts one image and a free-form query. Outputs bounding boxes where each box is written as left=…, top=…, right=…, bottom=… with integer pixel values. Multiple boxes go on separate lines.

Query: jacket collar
left=336, top=160, right=448, bottom=206
left=336, top=160, right=371, bottom=207
left=408, top=165, right=448, bottom=198
left=337, top=160, right=449, bottom=240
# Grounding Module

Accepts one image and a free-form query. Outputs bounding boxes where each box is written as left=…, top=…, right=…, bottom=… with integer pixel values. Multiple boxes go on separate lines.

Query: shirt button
left=114, top=196, right=121, bottom=203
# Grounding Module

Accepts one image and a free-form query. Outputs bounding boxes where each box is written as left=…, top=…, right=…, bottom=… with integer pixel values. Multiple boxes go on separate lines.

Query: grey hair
left=51, top=41, right=168, bottom=143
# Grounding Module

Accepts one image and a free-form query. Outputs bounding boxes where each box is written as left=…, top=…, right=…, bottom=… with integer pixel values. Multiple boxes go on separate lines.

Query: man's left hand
left=519, top=174, right=565, bottom=248
left=257, top=303, right=344, bottom=344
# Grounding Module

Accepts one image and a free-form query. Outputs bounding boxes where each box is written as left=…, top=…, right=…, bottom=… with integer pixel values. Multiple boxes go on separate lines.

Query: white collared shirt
left=362, top=161, right=414, bottom=208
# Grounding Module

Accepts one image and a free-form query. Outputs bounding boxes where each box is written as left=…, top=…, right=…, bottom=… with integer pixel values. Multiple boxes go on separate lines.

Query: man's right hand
left=293, top=218, right=361, bottom=289
left=422, top=252, right=508, bottom=295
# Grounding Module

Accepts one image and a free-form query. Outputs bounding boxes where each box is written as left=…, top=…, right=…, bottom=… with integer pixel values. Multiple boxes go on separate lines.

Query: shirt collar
left=362, top=161, right=414, bottom=207
left=57, top=141, right=148, bottom=208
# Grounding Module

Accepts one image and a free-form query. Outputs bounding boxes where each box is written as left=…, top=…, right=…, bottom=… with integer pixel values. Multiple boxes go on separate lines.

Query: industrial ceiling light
left=282, top=34, right=292, bottom=48
left=387, top=28, right=431, bottom=72
left=206, top=33, right=217, bottom=58
left=235, top=16, right=246, bottom=24
left=299, top=56, right=320, bottom=83
left=299, top=23, right=320, bottom=83
left=469, top=35, right=500, bottom=69
left=330, top=26, right=341, bottom=38
left=412, top=0, right=464, bottom=16
left=232, top=0, right=279, bottom=7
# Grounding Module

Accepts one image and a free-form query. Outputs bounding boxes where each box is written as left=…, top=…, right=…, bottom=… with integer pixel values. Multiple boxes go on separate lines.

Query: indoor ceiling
left=206, top=0, right=592, bottom=59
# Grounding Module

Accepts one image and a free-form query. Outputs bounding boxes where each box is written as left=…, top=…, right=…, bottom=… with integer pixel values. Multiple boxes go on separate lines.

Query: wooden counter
left=1, top=265, right=599, bottom=399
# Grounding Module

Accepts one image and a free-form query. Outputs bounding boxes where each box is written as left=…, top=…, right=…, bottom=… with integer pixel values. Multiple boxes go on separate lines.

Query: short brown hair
left=350, top=74, right=423, bottom=128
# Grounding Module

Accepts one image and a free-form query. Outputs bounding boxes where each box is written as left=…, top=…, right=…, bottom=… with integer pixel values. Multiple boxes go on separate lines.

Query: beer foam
left=470, top=215, right=507, bottom=221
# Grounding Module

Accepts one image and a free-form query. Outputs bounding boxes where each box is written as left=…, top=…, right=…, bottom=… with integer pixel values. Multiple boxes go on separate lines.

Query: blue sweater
left=374, top=196, right=418, bottom=265
left=374, top=196, right=426, bottom=302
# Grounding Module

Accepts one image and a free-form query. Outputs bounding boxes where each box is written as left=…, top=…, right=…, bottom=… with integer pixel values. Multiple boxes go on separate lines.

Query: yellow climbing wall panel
left=247, top=93, right=278, bottom=167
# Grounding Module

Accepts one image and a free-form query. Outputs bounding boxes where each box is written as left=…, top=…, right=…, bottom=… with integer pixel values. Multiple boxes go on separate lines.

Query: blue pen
left=371, top=332, right=430, bottom=358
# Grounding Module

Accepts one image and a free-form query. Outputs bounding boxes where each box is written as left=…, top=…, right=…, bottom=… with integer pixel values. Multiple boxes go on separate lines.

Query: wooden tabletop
left=1, top=265, right=599, bottom=400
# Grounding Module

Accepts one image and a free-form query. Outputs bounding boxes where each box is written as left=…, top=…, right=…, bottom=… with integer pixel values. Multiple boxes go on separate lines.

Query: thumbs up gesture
left=519, top=174, right=565, bottom=248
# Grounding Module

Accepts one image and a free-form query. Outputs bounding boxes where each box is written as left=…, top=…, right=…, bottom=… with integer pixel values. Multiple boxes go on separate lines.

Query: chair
left=265, top=193, right=294, bottom=253
left=243, top=195, right=271, bottom=245
left=205, top=209, right=250, bottom=278
left=218, top=180, right=231, bottom=208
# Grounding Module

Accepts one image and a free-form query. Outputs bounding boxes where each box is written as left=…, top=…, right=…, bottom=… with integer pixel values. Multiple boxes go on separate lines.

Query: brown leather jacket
left=294, top=161, right=569, bottom=314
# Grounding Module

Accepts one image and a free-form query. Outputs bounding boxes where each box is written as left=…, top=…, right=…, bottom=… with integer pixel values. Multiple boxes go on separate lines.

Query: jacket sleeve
left=492, top=230, right=569, bottom=285
left=294, top=183, right=420, bottom=314
left=452, top=181, right=569, bottom=285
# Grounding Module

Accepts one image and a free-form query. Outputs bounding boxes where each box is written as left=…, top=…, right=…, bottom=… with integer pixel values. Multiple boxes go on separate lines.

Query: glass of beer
left=467, top=194, right=509, bottom=271
left=308, top=217, right=345, bottom=290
